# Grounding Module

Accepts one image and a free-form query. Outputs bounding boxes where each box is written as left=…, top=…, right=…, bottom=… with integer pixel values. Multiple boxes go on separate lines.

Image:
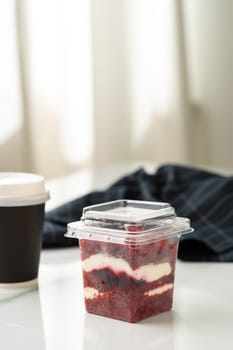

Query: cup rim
left=0, top=172, right=49, bottom=206
left=0, top=191, right=50, bottom=207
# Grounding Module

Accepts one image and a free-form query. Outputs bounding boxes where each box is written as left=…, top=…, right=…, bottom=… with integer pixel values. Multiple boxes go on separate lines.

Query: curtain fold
left=0, top=0, right=191, bottom=178
left=0, top=0, right=27, bottom=171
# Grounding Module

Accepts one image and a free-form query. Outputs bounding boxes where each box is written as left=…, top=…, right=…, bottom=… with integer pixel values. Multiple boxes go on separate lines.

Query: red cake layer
left=80, top=238, right=178, bottom=322
left=80, top=239, right=178, bottom=269
left=84, top=287, right=174, bottom=323
left=83, top=268, right=174, bottom=293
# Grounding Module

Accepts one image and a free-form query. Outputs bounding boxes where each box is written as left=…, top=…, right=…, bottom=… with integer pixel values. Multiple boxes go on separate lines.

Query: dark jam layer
left=80, top=239, right=178, bottom=323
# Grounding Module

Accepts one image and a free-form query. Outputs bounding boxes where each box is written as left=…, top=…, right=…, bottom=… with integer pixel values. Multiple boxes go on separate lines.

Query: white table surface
left=0, top=162, right=233, bottom=350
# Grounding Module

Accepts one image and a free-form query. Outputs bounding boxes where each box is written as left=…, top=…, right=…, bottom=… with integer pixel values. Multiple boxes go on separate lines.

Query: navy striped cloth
left=43, top=164, right=233, bottom=262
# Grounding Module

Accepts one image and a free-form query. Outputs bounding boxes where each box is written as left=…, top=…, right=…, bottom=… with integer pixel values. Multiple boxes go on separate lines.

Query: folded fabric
left=43, top=164, right=233, bottom=262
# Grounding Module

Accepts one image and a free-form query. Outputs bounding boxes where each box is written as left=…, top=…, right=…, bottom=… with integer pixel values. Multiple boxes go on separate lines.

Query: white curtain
left=0, top=0, right=191, bottom=179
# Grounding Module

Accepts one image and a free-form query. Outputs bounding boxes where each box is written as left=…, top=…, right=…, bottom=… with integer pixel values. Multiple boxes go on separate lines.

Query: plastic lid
left=66, top=217, right=193, bottom=245
left=82, top=200, right=175, bottom=223
left=0, top=172, right=50, bottom=206
left=66, top=200, right=193, bottom=245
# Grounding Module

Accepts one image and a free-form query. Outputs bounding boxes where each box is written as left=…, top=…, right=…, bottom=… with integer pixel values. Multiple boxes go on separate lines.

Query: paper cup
left=0, top=172, right=49, bottom=285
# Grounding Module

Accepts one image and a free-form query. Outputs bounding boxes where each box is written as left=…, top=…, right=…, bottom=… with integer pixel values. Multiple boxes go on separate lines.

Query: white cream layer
left=84, top=287, right=104, bottom=299
left=82, top=254, right=171, bottom=282
left=84, top=283, right=173, bottom=300
left=144, top=283, right=173, bottom=297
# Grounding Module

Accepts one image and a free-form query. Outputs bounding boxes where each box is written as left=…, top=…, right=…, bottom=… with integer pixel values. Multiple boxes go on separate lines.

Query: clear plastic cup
left=66, top=200, right=193, bottom=323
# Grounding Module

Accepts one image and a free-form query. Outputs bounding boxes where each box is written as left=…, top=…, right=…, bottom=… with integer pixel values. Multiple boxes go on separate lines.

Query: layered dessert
left=66, top=200, right=192, bottom=323
left=80, top=237, right=178, bottom=323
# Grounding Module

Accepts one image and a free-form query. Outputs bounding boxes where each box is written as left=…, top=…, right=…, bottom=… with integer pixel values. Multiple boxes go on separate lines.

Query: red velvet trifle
left=66, top=200, right=192, bottom=323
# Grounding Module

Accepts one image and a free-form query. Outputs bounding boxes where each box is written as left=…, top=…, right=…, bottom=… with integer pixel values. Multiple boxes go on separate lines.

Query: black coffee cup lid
left=0, top=172, right=50, bottom=206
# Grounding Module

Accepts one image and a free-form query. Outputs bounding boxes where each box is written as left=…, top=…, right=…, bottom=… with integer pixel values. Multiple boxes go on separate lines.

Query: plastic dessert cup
left=66, top=200, right=193, bottom=323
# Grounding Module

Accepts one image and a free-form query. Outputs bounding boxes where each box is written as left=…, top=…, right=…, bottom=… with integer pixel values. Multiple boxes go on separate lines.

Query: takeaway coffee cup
left=0, top=172, right=49, bottom=286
